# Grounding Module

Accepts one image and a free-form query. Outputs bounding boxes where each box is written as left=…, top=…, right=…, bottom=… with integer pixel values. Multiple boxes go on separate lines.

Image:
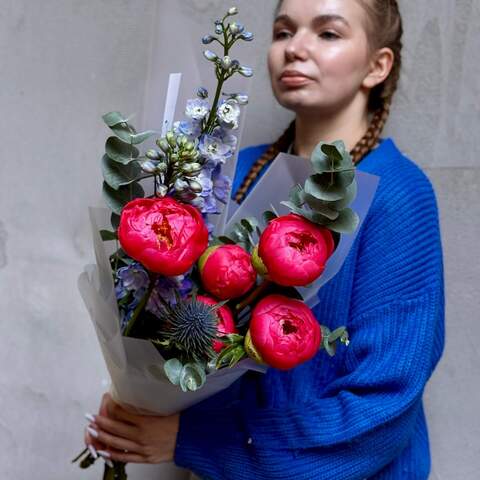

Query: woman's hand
left=84, top=392, right=180, bottom=464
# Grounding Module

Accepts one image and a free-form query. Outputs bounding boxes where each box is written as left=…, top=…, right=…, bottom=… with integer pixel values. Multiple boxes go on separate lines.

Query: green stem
left=235, top=279, right=271, bottom=312
left=123, top=274, right=158, bottom=337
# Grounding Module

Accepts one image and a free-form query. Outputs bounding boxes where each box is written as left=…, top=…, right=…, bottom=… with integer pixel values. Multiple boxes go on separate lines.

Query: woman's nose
left=284, top=31, right=311, bottom=61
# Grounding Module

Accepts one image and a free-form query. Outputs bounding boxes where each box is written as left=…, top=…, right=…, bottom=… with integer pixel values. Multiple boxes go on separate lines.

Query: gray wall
left=0, top=1, right=478, bottom=478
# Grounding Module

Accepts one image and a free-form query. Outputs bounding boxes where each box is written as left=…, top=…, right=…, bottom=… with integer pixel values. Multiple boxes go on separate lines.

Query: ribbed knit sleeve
left=174, top=149, right=445, bottom=479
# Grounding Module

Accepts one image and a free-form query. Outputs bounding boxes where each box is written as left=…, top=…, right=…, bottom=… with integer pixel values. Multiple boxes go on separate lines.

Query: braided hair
left=234, top=0, right=403, bottom=204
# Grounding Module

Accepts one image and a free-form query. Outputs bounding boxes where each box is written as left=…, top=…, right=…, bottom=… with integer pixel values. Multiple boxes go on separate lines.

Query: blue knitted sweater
left=174, top=138, right=445, bottom=479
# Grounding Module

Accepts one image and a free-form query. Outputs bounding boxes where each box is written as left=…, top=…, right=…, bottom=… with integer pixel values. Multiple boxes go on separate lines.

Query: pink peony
left=118, top=197, right=208, bottom=276
left=258, top=214, right=334, bottom=286
left=247, top=294, right=321, bottom=370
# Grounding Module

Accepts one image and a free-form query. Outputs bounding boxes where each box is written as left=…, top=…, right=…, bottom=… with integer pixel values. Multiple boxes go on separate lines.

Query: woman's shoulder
left=361, top=138, right=438, bottom=206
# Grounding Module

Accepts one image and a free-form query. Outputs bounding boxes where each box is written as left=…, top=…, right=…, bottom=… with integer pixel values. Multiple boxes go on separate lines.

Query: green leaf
left=111, top=212, right=121, bottom=230
left=283, top=204, right=331, bottom=225
left=105, top=137, right=139, bottom=165
left=320, top=143, right=343, bottom=164
left=324, top=339, right=336, bottom=357
left=163, top=358, right=183, bottom=386
left=179, top=363, right=206, bottom=392
left=240, top=217, right=259, bottom=233
left=102, top=181, right=144, bottom=215
left=311, top=141, right=353, bottom=173
left=217, top=235, right=236, bottom=245
left=288, top=184, right=305, bottom=207
left=99, top=229, right=118, bottom=241
left=328, top=327, right=347, bottom=343
left=301, top=194, right=340, bottom=220
left=263, top=210, right=277, bottom=224
left=130, top=130, right=157, bottom=144
left=329, top=180, right=357, bottom=211
left=325, top=208, right=360, bottom=234
left=101, top=154, right=142, bottom=190
left=102, top=111, right=129, bottom=127
left=110, top=123, right=137, bottom=143
left=304, top=171, right=355, bottom=202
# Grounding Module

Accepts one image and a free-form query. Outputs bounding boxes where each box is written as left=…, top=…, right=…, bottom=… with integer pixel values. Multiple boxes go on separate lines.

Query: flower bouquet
left=73, top=6, right=379, bottom=478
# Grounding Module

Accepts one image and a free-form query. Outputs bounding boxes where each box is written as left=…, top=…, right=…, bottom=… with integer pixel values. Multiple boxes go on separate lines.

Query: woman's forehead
left=276, top=0, right=367, bottom=28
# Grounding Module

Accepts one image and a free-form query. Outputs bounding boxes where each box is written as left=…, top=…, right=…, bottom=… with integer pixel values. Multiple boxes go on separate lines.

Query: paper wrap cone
left=79, top=152, right=379, bottom=416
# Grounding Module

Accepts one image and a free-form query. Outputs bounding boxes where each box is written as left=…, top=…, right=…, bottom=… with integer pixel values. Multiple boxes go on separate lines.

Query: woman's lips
left=279, top=75, right=313, bottom=87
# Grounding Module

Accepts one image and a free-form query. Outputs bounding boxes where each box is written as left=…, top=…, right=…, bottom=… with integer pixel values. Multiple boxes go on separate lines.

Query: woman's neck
left=292, top=98, right=370, bottom=158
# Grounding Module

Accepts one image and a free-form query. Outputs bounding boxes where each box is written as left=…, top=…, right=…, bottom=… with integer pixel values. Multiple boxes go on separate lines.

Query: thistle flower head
left=160, top=297, right=219, bottom=360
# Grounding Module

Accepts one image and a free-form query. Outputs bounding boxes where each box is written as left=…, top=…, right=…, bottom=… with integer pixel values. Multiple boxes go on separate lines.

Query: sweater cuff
left=174, top=400, right=248, bottom=476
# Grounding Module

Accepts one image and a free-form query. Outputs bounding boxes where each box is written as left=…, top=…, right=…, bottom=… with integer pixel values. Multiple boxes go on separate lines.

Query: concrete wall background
left=0, top=0, right=478, bottom=478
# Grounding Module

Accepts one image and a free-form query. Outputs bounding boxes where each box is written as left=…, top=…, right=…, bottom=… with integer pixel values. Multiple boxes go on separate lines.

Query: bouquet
left=73, top=6, right=379, bottom=478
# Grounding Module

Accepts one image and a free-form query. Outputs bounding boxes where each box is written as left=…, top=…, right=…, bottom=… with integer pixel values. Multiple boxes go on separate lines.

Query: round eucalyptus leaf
left=164, top=358, right=183, bottom=386
left=305, top=171, right=355, bottom=201
left=130, top=130, right=157, bottom=145
left=329, top=180, right=357, bottom=211
left=105, top=137, right=140, bottom=165
left=180, top=363, right=206, bottom=392
left=302, top=194, right=340, bottom=220
left=102, top=111, right=129, bottom=127
left=101, top=155, right=142, bottom=190
left=326, top=208, right=360, bottom=234
left=102, top=181, right=145, bottom=215
left=286, top=204, right=331, bottom=225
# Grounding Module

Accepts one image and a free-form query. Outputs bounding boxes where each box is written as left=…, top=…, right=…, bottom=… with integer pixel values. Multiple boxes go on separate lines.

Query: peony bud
left=199, top=245, right=257, bottom=300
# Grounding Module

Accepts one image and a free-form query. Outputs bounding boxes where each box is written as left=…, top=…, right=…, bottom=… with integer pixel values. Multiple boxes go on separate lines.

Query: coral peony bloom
left=199, top=244, right=257, bottom=300
left=197, top=295, right=238, bottom=353
left=258, top=214, right=335, bottom=286
left=118, top=197, right=208, bottom=276
left=249, top=294, right=322, bottom=370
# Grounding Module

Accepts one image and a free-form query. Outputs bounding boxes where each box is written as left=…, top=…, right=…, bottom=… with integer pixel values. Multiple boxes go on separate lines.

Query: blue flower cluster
left=115, top=262, right=193, bottom=332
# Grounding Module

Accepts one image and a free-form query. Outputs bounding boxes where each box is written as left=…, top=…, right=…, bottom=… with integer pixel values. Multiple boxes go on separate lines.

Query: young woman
left=85, top=1, right=445, bottom=478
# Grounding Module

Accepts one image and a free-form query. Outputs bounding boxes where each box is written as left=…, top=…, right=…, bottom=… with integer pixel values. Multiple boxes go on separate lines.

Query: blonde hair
left=235, top=0, right=403, bottom=203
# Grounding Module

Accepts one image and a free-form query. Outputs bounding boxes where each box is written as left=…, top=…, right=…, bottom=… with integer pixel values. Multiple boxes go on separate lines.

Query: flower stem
left=235, top=280, right=271, bottom=312
left=123, top=274, right=158, bottom=337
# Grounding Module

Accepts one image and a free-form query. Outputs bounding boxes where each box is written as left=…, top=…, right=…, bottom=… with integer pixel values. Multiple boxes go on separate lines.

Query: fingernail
left=87, top=426, right=99, bottom=438
left=97, top=450, right=111, bottom=459
left=105, top=458, right=114, bottom=468
left=87, top=444, right=98, bottom=459
left=85, top=412, right=96, bottom=423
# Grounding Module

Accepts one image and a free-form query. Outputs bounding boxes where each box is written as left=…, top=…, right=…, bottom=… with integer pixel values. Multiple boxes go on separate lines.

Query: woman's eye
left=274, top=30, right=291, bottom=40
left=319, top=31, right=340, bottom=40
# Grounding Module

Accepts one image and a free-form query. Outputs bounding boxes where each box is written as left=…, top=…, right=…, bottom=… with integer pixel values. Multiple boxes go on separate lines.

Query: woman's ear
left=362, top=47, right=394, bottom=89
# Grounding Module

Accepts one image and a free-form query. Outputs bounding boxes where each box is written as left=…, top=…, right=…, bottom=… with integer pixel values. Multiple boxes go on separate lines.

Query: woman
left=85, top=1, right=445, bottom=478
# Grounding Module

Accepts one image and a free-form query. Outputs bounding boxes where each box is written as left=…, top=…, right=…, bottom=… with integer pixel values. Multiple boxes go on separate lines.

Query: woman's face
left=268, top=0, right=373, bottom=115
